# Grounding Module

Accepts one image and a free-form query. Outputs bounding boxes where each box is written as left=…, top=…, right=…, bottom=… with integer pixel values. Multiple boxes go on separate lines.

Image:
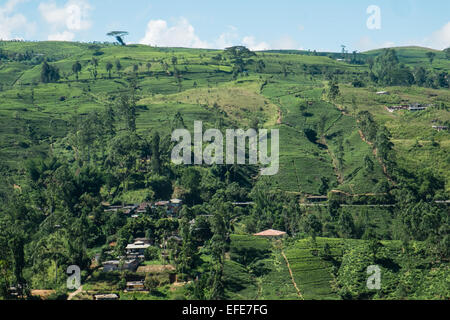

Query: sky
left=0, top=0, right=449, bottom=52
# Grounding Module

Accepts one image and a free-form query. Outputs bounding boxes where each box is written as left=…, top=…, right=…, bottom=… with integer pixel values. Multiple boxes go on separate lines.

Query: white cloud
left=48, top=31, right=75, bottom=41
left=0, top=0, right=35, bottom=40
left=140, top=18, right=210, bottom=48
left=139, top=17, right=302, bottom=51
left=39, top=0, right=92, bottom=31
left=426, top=21, right=450, bottom=50
left=214, top=26, right=239, bottom=49
left=39, top=0, right=92, bottom=41
left=241, top=36, right=270, bottom=51
left=389, top=21, right=450, bottom=50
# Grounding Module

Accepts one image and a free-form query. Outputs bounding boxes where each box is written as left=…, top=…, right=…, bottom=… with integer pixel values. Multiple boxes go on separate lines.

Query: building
left=170, top=199, right=183, bottom=206
left=102, top=259, right=139, bottom=272
left=376, top=91, right=389, bottom=95
left=408, top=103, right=427, bottom=111
left=232, top=202, right=255, bottom=206
left=94, top=294, right=119, bottom=300
left=126, top=241, right=151, bottom=259
left=386, top=105, right=409, bottom=112
left=123, top=205, right=139, bottom=215
left=134, top=238, right=152, bottom=245
left=153, top=199, right=182, bottom=216
left=126, top=281, right=145, bottom=292
left=432, top=125, right=448, bottom=132
left=307, top=196, right=328, bottom=203
left=253, top=229, right=287, bottom=238
left=136, top=202, right=152, bottom=214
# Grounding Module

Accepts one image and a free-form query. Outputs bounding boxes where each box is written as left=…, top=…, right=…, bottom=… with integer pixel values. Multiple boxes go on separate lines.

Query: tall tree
left=115, top=59, right=122, bottom=78
left=106, top=62, right=113, bottom=79
left=72, top=61, right=82, bottom=81
left=90, top=57, right=99, bottom=79
left=40, top=61, right=60, bottom=83
left=426, top=52, right=436, bottom=65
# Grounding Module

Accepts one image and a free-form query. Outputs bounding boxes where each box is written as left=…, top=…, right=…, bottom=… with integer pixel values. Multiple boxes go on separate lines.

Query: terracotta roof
left=253, top=229, right=287, bottom=237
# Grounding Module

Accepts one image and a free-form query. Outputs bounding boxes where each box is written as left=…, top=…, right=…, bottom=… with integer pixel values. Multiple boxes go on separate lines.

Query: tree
left=107, top=31, right=129, bottom=46
left=146, top=62, right=152, bottom=74
left=341, top=45, right=347, bottom=59
left=372, top=49, right=414, bottom=86
left=426, top=52, right=436, bottom=65
left=303, top=214, right=322, bottom=239
left=40, top=61, right=60, bottom=83
left=106, top=62, right=113, bottom=79
left=90, top=57, right=98, bottom=79
left=364, top=155, right=374, bottom=172
left=338, top=211, right=355, bottom=238
left=150, top=131, right=161, bottom=174
left=105, top=131, right=150, bottom=192
left=72, top=61, right=82, bottom=81
left=178, top=216, right=198, bottom=278
left=256, top=59, right=265, bottom=73
left=367, top=57, right=375, bottom=71
left=115, top=59, right=122, bottom=77
left=319, top=177, right=329, bottom=195
left=144, top=246, right=159, bottom=261
left=444, top=47, right=450, bottom=60
left=225, top=46, right=256, bottom=79
left=328, top=78, right=340, bottom=101
left=144, top=274, right=159, bottom=292
left=413, top=66, right=427, bottom=86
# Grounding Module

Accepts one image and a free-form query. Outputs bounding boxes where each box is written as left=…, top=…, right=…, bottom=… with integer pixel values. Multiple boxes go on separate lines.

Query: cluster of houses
left=101, top=236, right=178, bottom=295
left=102, top=238, right=153, bottom=273
left=386, top=103, right=430, bottom=113
left=103, top=199, right=183, bottom=218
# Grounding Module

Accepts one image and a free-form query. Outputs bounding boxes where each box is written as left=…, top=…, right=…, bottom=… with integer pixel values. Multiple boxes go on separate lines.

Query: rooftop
left=253, top=229, right=287, bottom=237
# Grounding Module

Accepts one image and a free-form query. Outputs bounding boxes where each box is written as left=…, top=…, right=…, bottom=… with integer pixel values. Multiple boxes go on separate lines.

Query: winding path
left=281, top=250, right=304, bottom=300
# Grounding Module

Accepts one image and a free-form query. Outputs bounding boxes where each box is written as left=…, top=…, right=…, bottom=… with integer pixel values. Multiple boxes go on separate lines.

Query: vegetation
left=0, top=41, right=448, bottom=300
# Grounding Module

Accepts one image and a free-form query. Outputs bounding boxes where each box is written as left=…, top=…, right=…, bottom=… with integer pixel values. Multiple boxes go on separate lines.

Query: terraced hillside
left=1, top=42, right=448, bottom=200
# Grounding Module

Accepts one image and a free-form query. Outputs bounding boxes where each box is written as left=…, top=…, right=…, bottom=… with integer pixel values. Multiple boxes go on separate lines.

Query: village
left=47, top=198, right=288, bottom=300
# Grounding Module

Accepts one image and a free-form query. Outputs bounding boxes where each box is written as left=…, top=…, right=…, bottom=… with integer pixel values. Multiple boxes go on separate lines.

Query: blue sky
left=1, top=0, right=449, bottom=52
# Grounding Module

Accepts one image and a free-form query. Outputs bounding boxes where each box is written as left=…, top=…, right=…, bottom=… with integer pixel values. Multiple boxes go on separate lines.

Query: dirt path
left=67, top=285, right=83, bottom=300
left=321, top=137, right=344, bottom=184
left=277, top=108, right=282, bottom=124
left=281, top=250, right=304, bottom=300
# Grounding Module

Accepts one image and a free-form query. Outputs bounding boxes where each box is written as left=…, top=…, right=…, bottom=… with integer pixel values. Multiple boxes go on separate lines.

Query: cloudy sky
left=1, top=0, right=449, bottom=52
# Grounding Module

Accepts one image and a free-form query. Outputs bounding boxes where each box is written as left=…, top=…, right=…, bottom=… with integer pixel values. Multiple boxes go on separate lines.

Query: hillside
left=2, top=42, right=448, bottom=197
left=0, top=41, right=448, bottom=301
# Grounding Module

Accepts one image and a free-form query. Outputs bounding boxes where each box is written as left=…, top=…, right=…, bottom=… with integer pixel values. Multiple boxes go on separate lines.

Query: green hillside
left=0, top=41, right=448, bottom=301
